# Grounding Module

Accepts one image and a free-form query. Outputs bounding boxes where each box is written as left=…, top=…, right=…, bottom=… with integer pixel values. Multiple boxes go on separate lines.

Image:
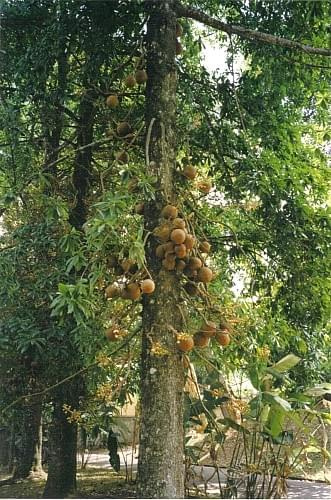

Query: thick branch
left=176, top=2, right=331, bottom=57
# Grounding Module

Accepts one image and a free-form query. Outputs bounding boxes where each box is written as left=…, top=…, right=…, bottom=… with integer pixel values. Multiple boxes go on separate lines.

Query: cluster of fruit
left=106, top=69, right=148, bottom=109
left=105, top=276, right=155, bottom=302
left=153, top=204, right=213, bottom=290
left=105, top=68, right=148, bottom=164
left=182, top=164, right=212, bottom=195
left=176, top=319, right=231, bottom=352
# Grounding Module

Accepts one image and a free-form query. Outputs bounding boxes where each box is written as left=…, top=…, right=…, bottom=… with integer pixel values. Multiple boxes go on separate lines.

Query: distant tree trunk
left=43, top=68, right=96, bottom=500
left=13, top=398, right=45, bottom=481
left=137, top=1, right=185, bottom=498
left=0, top=428, right=9, bottom=467
left=43, top=386, right=78, bottom=498
left=8, top=421, right=15, bottom=473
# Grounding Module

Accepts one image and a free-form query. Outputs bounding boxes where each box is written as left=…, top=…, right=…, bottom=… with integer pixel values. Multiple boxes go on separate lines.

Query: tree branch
left=175, top=2, right=331, bottom=57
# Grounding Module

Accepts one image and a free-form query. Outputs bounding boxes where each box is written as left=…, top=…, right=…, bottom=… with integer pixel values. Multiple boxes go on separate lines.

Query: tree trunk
left=43, top=72, right=96, bottom=500
left=8, top=421, right=15, bottom=473
left=0, top=428, right=9, bottom=467
left=43, top=386, right=78, bottom=498
left=68, top=89, right=96, bottom=230
left=13, top=398, right=45, bottom=480
left=137, top=2, right=185, bottom=498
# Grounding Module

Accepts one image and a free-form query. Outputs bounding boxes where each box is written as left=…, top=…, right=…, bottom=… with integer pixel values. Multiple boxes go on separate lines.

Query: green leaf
left=305, top=383, right=331, bottom=397
left=267, top=407, right=285, bottom=437
left=248, top=366, right=261, bottom=391
left=271, top=354, right=301, bottom=373
left=263, top=392, right=292, bottom=411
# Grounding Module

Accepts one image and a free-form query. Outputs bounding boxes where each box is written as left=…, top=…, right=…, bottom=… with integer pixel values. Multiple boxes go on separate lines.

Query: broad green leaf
left=271, top=354, right=301, bottom=373
left=263, top=392, right=292, bottom=411
left=267, top=407, right=285, bottom=438
left=305, top=383, right=331, bottom=397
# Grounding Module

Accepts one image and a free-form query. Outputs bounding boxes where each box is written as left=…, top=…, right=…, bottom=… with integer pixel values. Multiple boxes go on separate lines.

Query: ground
left=0, top=450, right=330, bottom=499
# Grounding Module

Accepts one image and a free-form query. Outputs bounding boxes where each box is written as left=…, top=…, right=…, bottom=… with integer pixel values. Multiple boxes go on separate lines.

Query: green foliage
left=0, top=3, right=330, bottom=490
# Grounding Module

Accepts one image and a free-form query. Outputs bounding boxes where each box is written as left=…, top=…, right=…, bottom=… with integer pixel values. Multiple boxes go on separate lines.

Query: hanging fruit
left=141, top=279, right=155, bottom=294
left=124, top=74, right=137, bottom=88
left=183, top=165, right=197, bottom=180
left=216, top=332, right=231, bottom=346
left=106, top=94, right=119, bottom=108
left=200, top=320, right=217, bottom=337
left=176, top=333, right=194, bottom=352
left=161, top=205, right=178, bottom=219
left=193, top=333, right=210, bottom=348
left=135, top=69, right=148, bottom=84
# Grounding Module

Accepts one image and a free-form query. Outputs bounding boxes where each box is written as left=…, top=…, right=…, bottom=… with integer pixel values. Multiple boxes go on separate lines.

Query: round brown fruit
left=134, top=202, right=144, bottom=215
left=140, top=279, right=155, bottom=294
left=161, top=205, right=178, bottom=219
left=173, top=217, right=186, bottom=229
left=197, top=266, right=213, bottom=283
left=184, top=234, right=195, bottom=250
left=116, top=151, right=129, bottom=164
left=194, top=333, right=210, bottom=348
left=124, top=74, right=137, bottom=88
left=184, top=282, right=198, bottom=296
left=155, top=244, right=166, bottom=259
left=105, top=284, right=120, bottom=299
left=176, top=40, right=183, bottom=55
left=116, top=122, right=132, bottom=137
left=216, top=332, right=231, bottom=346
left=201, top=320, right=217, bottom=337
left=106, top=94, right=119, bottom=108
left=176, top=23, right=183, bottom=37
left=183, top=165, right=197, bottom=180
left=188, top=257, right=202, bottom=270
left=177, top=336, right=194, bottom=352
left=176, top=259, right=186, bottom=272
left=175, top=244, right=187, bottom=258
left=198, top=180, right=212, bottom=194
left=125, top=283, right=141, bottom=301
left=199, top=240, right=211, bottom=254
left=153, top=224, right=171, bottom=242
left=106, top=326, right=122, bottom=341
left=170, top=228, right=186, bottom=245
left=162, top=258, right=175, bottom=271
left=135, top=69, right=148, bottom=84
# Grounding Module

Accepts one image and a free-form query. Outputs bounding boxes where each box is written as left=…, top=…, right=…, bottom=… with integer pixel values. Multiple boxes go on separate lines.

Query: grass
left=0, top=468, right=135, bottom=499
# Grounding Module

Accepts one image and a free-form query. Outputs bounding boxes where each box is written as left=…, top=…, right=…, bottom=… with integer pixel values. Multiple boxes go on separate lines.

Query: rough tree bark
left=43, top=386, right=78, bottom=498
left=137, top=1, right=185, bottom=498
left=13, top=398, right=45, bottom=481
left=43, top=87, right=95, bottom=498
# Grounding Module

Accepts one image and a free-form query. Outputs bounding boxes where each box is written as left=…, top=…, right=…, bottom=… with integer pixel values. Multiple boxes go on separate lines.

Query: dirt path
left=86, top=451, right=330, bottom=499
